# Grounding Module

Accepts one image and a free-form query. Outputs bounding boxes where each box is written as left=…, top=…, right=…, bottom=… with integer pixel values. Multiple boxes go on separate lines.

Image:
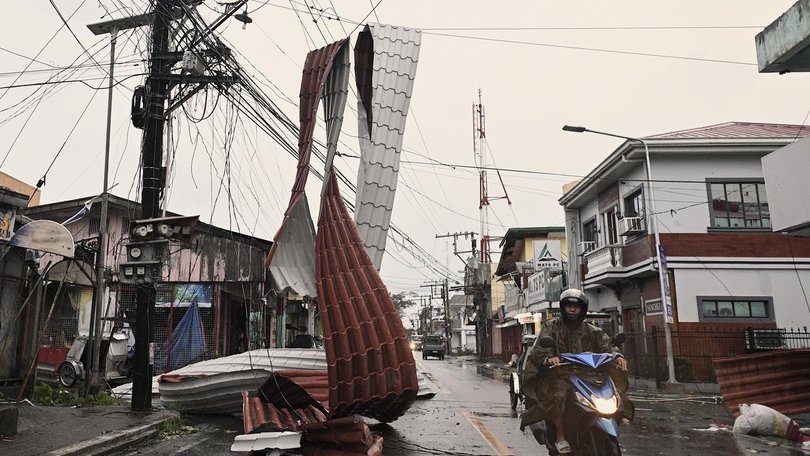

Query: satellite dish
left=10, top=220, right=75, bottom=258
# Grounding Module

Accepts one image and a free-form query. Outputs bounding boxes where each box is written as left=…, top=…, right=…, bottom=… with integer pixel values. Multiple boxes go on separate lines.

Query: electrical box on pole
left=119, top=215, right=198, bottom=284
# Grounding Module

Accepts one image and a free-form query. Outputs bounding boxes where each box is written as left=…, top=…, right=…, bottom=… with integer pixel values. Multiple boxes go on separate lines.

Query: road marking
left=464, top=411, right=514, bottom=456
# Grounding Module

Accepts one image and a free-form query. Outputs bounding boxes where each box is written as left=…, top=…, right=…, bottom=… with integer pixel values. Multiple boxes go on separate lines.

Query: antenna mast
left=473, top=90, right=511, bottom=263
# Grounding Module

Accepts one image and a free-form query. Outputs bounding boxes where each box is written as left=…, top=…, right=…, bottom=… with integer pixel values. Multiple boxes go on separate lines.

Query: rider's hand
left=546, top=356, right=561, bottom=366
left=615, top=356, right=628, bottom=370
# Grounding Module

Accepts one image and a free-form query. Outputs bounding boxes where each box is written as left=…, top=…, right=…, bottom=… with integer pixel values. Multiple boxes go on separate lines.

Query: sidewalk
left=0, top=401, right=177, bottom=456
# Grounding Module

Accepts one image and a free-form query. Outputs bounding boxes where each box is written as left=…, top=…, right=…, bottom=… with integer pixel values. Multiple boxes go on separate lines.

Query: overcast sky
left=0, top=1, right=806, bottom=295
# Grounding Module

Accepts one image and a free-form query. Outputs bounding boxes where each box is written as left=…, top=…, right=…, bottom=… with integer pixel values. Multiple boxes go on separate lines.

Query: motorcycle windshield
left=560, top=352, right=615, bottom=368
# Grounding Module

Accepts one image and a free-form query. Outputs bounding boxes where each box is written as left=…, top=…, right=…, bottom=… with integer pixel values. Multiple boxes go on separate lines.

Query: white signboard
left=526, top=271, right=547, bottom=306
left=533, top=239, right=562, bottom=271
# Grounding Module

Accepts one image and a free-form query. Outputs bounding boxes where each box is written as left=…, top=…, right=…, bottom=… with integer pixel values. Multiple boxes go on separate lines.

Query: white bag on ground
left=733, top=403, right=796, bottom=439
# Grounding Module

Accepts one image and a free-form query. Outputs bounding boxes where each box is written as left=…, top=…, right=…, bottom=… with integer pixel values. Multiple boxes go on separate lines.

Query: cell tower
left=472, top=90, right=511, bottom=263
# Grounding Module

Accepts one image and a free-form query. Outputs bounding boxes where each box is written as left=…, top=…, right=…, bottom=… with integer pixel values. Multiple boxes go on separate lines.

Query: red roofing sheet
left=265, top=39, right=350, bottom=270
left=316, top=169, right=418, bottom=422
left=242, top=390, right=383, bottom=456
left=646, top=122, right=810, bottom=139
left=713, top=349, right=810, bottom=416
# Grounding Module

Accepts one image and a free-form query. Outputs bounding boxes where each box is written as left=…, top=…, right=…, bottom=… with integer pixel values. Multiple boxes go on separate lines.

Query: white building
left=560, top=122, right=810, bottom=338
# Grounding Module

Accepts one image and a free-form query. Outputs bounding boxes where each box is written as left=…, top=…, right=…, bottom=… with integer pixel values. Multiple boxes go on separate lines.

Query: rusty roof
left=316, top=169, right=418, bottom=422
left=265, top=39, right=350, bottom=297
left=646, top=122, right=810, bottom=139
left=242, top=390, right=383, bottom=455
left=714, top=349, right=810, bottom=416
left=353, top=24, right=422, bottom=271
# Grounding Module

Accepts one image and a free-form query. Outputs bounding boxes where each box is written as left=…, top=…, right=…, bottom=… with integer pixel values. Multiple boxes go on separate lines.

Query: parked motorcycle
left=57, top=321, right=134, bottom=388
left=509, top=334, right=537, bottom=410
left=527, top=334, right=631, bottom=456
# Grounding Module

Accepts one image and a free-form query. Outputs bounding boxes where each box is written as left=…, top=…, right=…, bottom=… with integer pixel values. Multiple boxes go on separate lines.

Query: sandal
left=555, top=440, right=572, bottom=454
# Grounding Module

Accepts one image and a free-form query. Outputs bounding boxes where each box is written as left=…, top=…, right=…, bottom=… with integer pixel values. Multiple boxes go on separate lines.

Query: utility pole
left=436, top=232, right=477, bottom=265
left=422, top=280, right=451, bottom=350
left=131, top=0, right=173, bottom=412
left=125, top=0, right=243, bottom=412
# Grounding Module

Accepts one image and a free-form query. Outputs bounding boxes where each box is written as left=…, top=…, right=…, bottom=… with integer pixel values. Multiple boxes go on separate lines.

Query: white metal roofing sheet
left=354, top=24, right=421, bottom=271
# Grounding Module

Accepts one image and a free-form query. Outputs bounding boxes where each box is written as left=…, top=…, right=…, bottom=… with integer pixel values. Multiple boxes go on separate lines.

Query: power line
left=419, top=25, right=764, bottom=31
left=334, top=152, right=730, bottom=184
left=420, top=31, right=756, bottom=66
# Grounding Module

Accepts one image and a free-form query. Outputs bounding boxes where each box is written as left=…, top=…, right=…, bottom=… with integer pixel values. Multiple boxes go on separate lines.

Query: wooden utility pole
left=131, top=0, right=173, bottom=412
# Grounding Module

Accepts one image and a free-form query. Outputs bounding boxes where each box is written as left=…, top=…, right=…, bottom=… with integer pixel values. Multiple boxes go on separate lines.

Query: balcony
left=582, top=244, right=624, bottom=284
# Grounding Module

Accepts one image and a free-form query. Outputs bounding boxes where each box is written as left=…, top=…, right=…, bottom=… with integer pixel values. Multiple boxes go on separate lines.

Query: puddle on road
left=476, top=364, right=511, bottom=383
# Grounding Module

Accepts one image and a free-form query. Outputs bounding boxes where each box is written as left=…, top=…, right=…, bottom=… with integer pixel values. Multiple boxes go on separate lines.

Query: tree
left=390, top=291, right=418, bottom=319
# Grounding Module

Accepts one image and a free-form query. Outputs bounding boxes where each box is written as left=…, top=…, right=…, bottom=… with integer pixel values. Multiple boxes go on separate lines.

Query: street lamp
left=87, top=12, right=153, bottom=394
left=562, top=124, right=677, bottom=385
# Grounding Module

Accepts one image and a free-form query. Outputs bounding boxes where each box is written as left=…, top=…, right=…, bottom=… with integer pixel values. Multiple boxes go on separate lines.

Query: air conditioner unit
left=619, top=216, right=644, bottom=236
left=577, top=241, right=596, bottom=255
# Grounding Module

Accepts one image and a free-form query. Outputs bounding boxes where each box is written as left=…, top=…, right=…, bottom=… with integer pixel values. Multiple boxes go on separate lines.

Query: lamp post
left=87, top=11, right=155, bottom=398
left=562, top=125, right=677, bottom=385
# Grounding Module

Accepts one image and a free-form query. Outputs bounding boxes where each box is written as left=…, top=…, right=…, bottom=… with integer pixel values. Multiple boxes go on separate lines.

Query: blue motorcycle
left=527, top=335, right=632, bottom=456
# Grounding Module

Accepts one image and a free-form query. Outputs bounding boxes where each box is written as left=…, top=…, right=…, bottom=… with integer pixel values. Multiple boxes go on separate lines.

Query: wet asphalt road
left=110, top=353, right=810, bottom=455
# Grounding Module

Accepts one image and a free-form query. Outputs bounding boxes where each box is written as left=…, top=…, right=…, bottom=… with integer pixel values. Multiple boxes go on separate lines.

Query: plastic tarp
left=154, top=301, right=206, bottom=372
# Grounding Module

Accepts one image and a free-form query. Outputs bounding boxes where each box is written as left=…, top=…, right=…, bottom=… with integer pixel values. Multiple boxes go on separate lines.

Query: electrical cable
left=421, top=31, right=757, bottom=67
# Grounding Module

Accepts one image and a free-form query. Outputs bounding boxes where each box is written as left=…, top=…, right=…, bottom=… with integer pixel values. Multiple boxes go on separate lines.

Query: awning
left=495, top=320, right=520, bottom=329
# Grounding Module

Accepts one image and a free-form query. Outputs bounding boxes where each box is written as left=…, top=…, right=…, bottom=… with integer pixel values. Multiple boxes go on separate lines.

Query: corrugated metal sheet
left=353, top=24, right=421, bottom=271
left=158, top=349, right=327, bottom=414
left=316, top=169, right=418, bottom=422
left=265, top=39, right=350, bottom=297
left=714, top=349, right=810, bottom=416
left=242, top=391, right=383, bottom=455
left=646, top=122, right=810, bottom=139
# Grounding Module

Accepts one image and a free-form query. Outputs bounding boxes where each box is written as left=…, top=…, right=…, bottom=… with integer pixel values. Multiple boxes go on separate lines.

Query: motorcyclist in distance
left=520, top=288, right=628, bottom=454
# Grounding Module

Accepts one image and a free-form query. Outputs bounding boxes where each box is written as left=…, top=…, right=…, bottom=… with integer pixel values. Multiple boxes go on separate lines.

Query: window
left=698, top=297, right=773, bottom=322
left=603, top=208, right=618, bottom=245
left=581, top=217, right=598, bottom=253
left=708, top=180, right=769, bottom=229
left=622, top=188, right=647, bottom=232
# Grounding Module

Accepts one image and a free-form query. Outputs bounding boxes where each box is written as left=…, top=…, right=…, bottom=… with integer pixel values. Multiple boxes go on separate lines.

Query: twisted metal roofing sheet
left=158, top=349, right=327, bottom=414
left=353, top=24, right=421, bottom=271
left=265, top=39, right=350, bottom=297
left=242, top=389, right=384, bottom=455
left=646, top=122, right=810, bottom=139
left=317, top=169, right=418, bottom=422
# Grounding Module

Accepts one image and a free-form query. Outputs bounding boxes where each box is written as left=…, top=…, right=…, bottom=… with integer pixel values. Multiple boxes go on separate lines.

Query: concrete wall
left=674, top=268, right=810, bottom=328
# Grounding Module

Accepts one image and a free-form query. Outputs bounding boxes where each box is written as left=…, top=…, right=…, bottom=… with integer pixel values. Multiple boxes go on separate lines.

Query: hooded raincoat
left=519, top=317, right=625, bottom=430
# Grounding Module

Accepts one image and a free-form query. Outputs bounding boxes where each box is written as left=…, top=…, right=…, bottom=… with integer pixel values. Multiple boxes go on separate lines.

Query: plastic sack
left=733, top=403, right=803, bottom=442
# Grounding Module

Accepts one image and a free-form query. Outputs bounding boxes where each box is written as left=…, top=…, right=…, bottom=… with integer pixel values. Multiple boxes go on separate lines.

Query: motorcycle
left=527, top=334, right=631, bottom=456
left=509, top=334, right=537, bottom=410
left=57, top=320, right=134, bottom=388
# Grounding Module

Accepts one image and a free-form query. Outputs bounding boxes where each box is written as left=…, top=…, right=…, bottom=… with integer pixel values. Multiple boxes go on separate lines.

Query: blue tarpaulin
left=154, top=300, right=206, bottom=372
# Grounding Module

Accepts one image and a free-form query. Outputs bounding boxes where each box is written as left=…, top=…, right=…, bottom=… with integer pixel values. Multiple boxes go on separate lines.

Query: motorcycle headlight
left=592, top=395, right=619, bottom=415
left=574, top=391, right=619, bottom=415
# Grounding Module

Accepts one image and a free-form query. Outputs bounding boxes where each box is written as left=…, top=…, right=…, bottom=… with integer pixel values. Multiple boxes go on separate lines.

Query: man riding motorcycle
left=519, top=288, right=630, bottom=454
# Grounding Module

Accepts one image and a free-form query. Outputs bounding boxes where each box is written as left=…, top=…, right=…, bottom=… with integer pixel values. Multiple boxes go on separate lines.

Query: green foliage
left=84, top=391, right=118, bottom=406
left=158, top=416, right=196, bottom=437
left=31, top=382, right=118, bottom=407
left=32, top=382, right=75, bottom=406
left=390, top=291, right=418, bottom=318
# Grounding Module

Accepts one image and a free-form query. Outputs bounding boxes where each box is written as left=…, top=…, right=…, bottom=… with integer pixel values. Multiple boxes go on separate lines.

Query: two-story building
left=560, top=122, right=810, bottom=380
left=494, top=227, right=566, bottom=362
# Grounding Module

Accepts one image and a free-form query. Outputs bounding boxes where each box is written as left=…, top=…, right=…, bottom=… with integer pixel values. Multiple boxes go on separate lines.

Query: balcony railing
left=583, top=244, right=623, bottom=278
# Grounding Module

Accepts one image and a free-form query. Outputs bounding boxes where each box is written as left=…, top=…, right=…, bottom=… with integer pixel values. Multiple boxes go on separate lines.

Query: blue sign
left=658, top=245, right=673, bottom=324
